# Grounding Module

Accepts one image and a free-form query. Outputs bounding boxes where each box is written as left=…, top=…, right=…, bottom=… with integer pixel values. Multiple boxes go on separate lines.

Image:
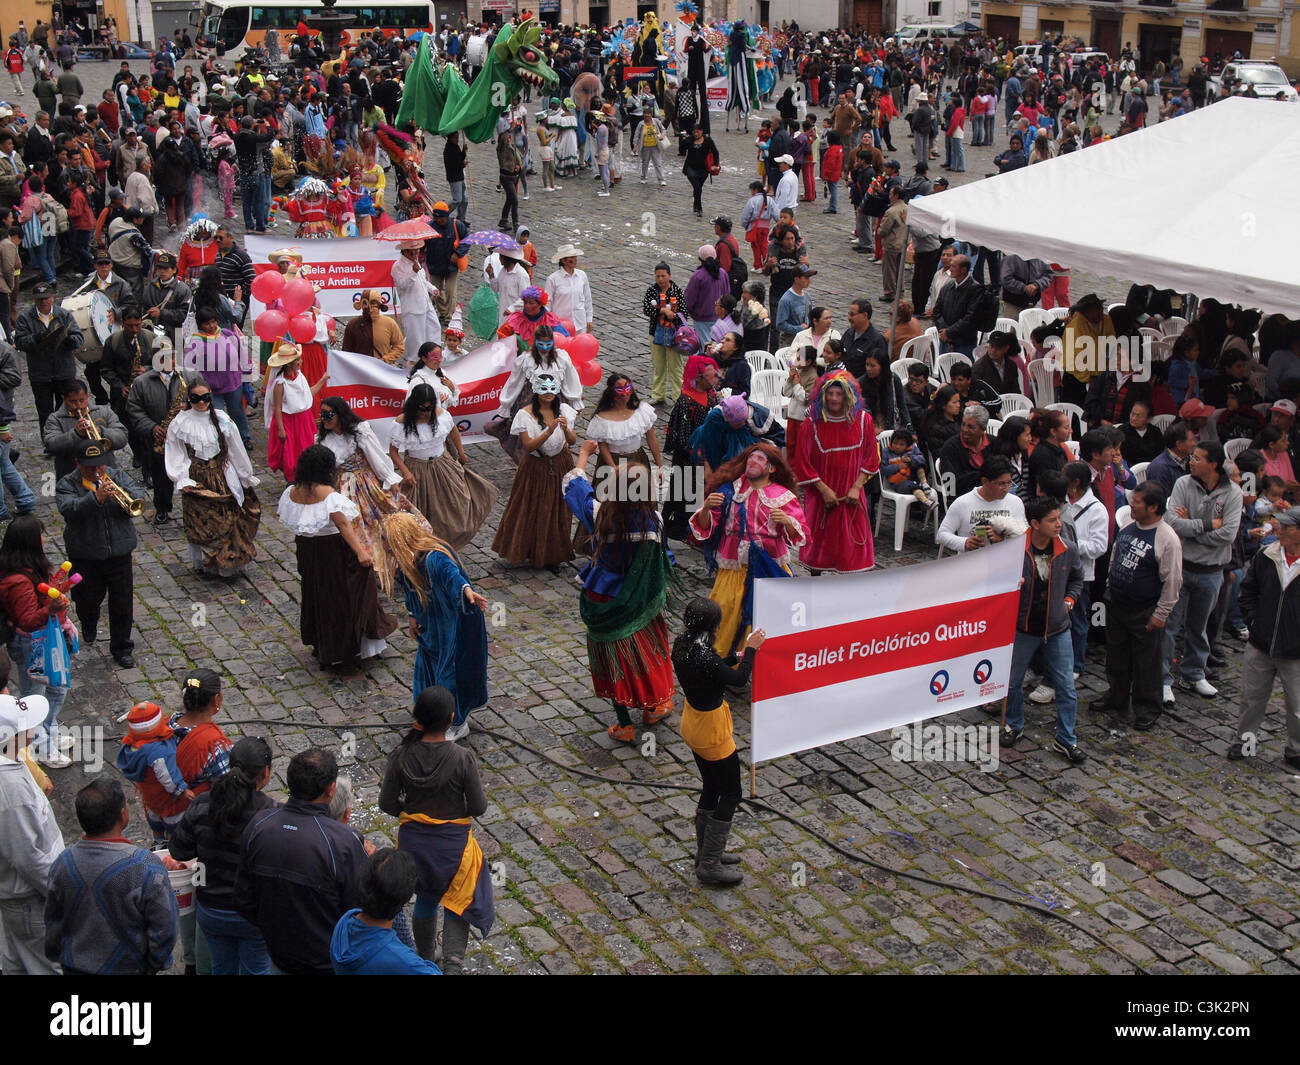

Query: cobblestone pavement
left=26, top=60, right=1300, bottom=975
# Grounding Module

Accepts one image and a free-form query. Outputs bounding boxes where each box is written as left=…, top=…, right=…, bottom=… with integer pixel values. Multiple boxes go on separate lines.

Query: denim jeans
left=29, top=239, right=56, bottom=282
left=7, top=629, right=70, bottom=755
left=239, top=176, right=259, bottom=230
left=1069, top=585, right=1090, bottom=674
left=448, top=179, right=468, bottom=222
left=257, top=176, right=272, bottom=229
left=1006, top=628, right=1078, bottom=747
left=0, top=440, right=34, bottom=518
left=1225, top=567, right=1245, bottom=630
left=196, top=900, right=270, bottom=975
left=211, top=388, right=251, bottom=446
left=949, top=136, right=965, bottom=172
left=827, top=181, right=839, bottom=211
left=1162, top=568, right=1224, bottom=685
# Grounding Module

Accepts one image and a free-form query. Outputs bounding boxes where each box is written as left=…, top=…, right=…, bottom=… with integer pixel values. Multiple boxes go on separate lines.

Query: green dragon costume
left=396, top=19, right=560, bottom=144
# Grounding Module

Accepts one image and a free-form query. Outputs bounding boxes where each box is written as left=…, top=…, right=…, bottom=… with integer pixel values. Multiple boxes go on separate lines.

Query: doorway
left=1091, top=17, right=1120, bottom=58
left=985, top=14, right=1019, bottom=43
left=1138, top=24, right=1180, bottom=70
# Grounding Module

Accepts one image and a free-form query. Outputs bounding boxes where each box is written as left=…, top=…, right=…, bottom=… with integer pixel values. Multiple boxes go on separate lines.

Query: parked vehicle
left=1209, top=60, right=1299, bottom=102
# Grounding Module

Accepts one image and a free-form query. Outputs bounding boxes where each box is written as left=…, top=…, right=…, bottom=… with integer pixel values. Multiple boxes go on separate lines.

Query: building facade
left=979, top=0, right=1298, bottom=75
left=1, top=0, right=134, bottom=48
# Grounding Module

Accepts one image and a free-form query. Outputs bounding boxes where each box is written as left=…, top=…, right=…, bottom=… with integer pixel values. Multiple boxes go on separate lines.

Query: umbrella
left=373, top=215, right=437, bottom=242
left=461, top=230, right=522, bottom=253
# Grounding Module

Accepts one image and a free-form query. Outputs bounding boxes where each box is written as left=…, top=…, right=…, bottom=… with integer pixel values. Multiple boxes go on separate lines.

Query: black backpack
left=972, top=282, right=1000, bottom=332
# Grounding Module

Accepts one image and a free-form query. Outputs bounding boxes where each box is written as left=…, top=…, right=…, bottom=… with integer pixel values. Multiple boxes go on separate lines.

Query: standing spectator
left=682, top=124, right=719, bottom=218
left=1091, top=481, right=1182, bottom=728
left=643, top=261, right=686, bottom=405
left=55, top=61, right=82, bottom=108
left=422, top=202, right=468, bottom=324
left=1001, top=495, right=1089, bottom=764
left=1229, top=506, right=1300, bottom=769
left=234, top=748, right=368, bottom=975
left=771, top=153, right=798, bottom=217
left=44, top=777, right=177, bottom=974
left=877, top=183, right=907, bottom=304
left=123, top=154, right=158, bottom=244
left=215, top=225, right=254, bottom=304
left=1062, top=460, right=1112, bottom=677
left=1146, top=421, right=1197, bottom=498
left=4, top=42, right=23, bottom=97
left=932, top=253, right=981, bottom=356
left=0, top=690, right=63, bottom=974
left=1162, top=441, right=1242, bottom=704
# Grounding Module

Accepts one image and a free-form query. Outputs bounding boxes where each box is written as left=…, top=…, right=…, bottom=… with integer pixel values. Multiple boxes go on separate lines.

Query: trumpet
left=92, top=464, right=146, bottom=518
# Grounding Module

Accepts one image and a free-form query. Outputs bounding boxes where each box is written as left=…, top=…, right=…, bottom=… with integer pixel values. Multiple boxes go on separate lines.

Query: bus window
left=218, top=6, right=250, bottom=48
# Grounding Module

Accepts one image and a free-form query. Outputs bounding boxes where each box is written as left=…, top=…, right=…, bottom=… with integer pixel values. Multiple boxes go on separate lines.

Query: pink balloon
left=288, top=312, right=316, bottom=344
left=566, top=333, right=600, bottom=365
left=577, top=358, right=602, bottom=387
left=558, top=317, right=576, bottom=337
left=280, top=277, right=315, bottom=317
left=254, top=309, right=288, bottom=343
left=250, top=269, right=286, bottom=303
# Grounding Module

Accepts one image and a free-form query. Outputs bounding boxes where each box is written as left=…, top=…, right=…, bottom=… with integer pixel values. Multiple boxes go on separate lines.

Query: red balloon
left=288, top=312, right=316, bottom=344
left=577, top=358, right=602, bottom=387
left=250, top=269, right=286, bottom=303
left=280, top=277, right=315, bottom=316
left=557, top=317, right=576, bottom=336
left=566, top=333, right=600, bottom=365
left=254, top=309, right=288, bottom=343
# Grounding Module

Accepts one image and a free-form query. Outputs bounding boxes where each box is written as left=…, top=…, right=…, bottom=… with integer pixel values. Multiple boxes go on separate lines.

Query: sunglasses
left=189, top=393, right=212, bottom=404
left=321, top=410, right=337, bottom=420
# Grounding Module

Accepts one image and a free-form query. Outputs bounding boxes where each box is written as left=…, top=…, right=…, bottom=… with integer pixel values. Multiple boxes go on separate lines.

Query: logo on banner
left=973, top=659, right=992, bottom=684
left=929, top=670, right=949, bottom=696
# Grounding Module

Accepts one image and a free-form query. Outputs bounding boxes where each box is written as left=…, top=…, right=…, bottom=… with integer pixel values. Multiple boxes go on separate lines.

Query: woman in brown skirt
left=163, top=378, right=262, bottom=576
left=388, top=384, right=498, bottom=550
left=491, top=371, right=577, bottom=570
left=277, top=444, right=397, bottom=669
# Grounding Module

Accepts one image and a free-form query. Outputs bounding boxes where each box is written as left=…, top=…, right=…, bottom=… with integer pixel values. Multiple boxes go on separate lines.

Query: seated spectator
left=1025, top=406, right=1071, bottom=498
left=936, top=456, right=1025, bottom=553
left=971, top=330, right=1023, bottom=396
left=902, top=360, right=934, bottom=430
left=331, top=848, right=440, bottom=975
left=1217, top=382, right=1264, bottom=442
left=1120, top=399, right=1165, bottom=467
left=940, top=402, right=992, bottom=496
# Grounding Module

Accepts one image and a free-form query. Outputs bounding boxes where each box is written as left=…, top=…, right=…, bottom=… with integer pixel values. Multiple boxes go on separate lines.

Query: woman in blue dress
left=375, top=513, right=489, bottom=742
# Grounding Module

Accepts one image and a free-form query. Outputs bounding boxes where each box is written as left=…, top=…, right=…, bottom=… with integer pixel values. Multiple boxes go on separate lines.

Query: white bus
left=200, top=0, right=436, bottom=59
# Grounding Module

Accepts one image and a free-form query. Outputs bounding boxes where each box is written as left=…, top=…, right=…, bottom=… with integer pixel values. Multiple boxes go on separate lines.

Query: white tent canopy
left=906, top=98, right=1300, bottom=315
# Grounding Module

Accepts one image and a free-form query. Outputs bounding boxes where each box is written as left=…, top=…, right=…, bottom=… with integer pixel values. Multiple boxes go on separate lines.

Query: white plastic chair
left=875, top=429, right=934, bottom=552
left=1139, top=327, right=1162, bottom=344
left=1130, top=461, right=1149, bottom=485
left=1149, top=337, right=1175, bottom=362
left=1254, top=402, right=1272, bottom=421
left=935, top=351, right=972, bottom=384
left=999, top=393, right=1033, bottom=417
left=749, top=368, right=787, bottom=425
left=773, top=346, right=794, bottom=368
left=898, top=332, right=938, bottom=369
left=1019, top=307, right=1052, bottom=337
left=1027, top=358, right=1057, bottom=407
left=986, top=418, right=1002, bottom=438
left=1046, top=307, right=1069, bottom=322
left=1047, top=401, right=1086, bottom=438
left=1224, top=438, right=1250, bottom=463
left=1161, top=316, right=1189, bottom=336
left=892, top=357, right=926, bottom=388
left=746, top=351, right=776, bottom=374
left=995, top=317, right=1020, bottom=337
left=933, top=457, right=955, bottom=558
left=1115, top=504, right=1133, bottom=528
left=1063, top=439, right=1080, bottom=460
left=1151, top=414, right=1176, bottom=432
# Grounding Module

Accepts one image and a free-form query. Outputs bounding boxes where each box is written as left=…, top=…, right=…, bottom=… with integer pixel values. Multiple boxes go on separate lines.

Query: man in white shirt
left=0, top=691, right=64, bottom=974
left=936, top=456, right=1026, bottom=553
left=1062, top=460, right=1110, bottom=675
left=773, top=154, right=799, bottom=216
left=543, top=243, right=594, bottom=334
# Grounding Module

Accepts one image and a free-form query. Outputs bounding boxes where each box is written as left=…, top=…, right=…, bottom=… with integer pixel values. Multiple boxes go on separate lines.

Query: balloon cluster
left=553, top=322, right=602, bottom=387
left=250, top=270, right=319, bottom=345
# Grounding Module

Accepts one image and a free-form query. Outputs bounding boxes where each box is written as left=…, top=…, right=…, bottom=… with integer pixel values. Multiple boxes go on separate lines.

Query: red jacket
left=68, top=187, right=95, bottom=231
left=820, top=144, right=843, bottom=183
left=0, top=570, right=65, bottom=634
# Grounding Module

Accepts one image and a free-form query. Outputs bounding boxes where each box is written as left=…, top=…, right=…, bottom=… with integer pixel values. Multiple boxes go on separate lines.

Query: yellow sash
left=397, top=814, right=484, bottom=917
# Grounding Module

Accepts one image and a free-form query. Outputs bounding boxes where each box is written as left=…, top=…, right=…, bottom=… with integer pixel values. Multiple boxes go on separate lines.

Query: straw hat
left=267, top=343, right=303, bottom=368
left=551, top=242, right=584, bottom=263
left=268, top=247, right=304, bottom=265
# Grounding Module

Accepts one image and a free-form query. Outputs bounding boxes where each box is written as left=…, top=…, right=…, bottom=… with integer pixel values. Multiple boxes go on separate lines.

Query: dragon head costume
left=397, top=18, right=559, bottom=144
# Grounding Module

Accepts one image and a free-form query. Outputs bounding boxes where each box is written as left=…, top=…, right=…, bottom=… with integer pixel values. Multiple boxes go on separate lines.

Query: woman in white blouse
left=492, top=324, right=583, bottom=464
left=485, top=248, right=531, bottom=329
left=586, top=372, right=664, bottom=470
left=492, top=371, right=578, bottom=569
left=543, top=244, right=594, bottom=333
left=388, top=383, right=498, bottom=549
left=277, top=444, right=397, bottom=670
left=317, top=395, right=432, bottom=556
left=164, top=378, right=262, bottom=577
left=406, top=341, right=461, bottom=405
left=265, top=343, right=329, bottom=481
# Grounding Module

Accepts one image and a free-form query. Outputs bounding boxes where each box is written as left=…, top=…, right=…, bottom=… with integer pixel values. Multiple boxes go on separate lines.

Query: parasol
left=461, top=230, right=522, bottom=253
left=372, top=215, right=437, bottom=242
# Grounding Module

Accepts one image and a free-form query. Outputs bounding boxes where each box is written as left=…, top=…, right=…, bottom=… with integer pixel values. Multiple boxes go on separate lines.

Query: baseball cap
left=77, top=438, right=111, bottom=466
left=1179, top=398, right=1214, bottom=421
left=1271, top=399, right=1297, bottom=417
left=33, top=282, right=54, bottom=297
left=154, top=251, right=177, bottom=268
left=710, top=214, right=732, bottom=229
left=775, top=153, right=794, bottom=166
left=1275, top=506, right=1300, bottom=528
left=0, top=693, right=49, bottom=746
left=934, top=177, right=950, bottom=189
left=94, top=251, right=111, bottom=265
left=885, top=159, right=901, bottom=171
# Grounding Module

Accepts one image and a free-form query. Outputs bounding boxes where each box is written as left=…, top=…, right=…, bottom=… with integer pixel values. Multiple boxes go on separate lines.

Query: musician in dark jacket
left=125, top=345, right=203, bottom=526
left=55, top=437, right=145, bottom=668
left=41, top=378, right=129, bottom=479
left=140, top=251, right=192, bottom=339
left=14, top=282, right=84, bottom=429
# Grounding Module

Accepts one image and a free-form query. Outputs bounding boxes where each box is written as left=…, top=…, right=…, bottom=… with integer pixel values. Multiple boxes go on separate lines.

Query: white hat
left=776, top=153, right=794, bottom=166
left=0, top=693, right=49, bottom=746
left=551, top=242, right=584, bottom=262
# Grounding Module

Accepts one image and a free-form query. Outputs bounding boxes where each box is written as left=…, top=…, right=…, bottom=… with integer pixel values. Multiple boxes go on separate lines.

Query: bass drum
left=62, top=290, right=115, bottom=365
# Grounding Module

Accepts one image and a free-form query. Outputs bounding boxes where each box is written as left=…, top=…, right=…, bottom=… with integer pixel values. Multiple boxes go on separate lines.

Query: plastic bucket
left=155, top=851, right=196, bottom=915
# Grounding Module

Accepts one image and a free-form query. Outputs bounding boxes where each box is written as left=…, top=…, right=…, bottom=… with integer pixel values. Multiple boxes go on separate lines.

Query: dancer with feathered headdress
left=794, top=370, right=881, bottom=573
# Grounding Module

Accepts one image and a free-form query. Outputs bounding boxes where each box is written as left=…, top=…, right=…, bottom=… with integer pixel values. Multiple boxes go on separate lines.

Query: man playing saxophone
left=55, top=438, right=146, bottom=669
left=125, top=343, right=202, bottom=527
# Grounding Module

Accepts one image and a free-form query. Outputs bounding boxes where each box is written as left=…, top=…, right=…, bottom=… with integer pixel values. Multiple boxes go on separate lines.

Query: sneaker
left=1162, top=684, right=1175, bottom=706
left=445, top=719, right=470, bottom=741
left=641, top=705, right=671, bottom=726
left=1052, top=739, right=1087, bottom=765
left=999, top=726, right=1023, bottom=747
left=608, top=723, right=636, bottom=743
left=521, top=193, right=530, bottom=201
left=639, top=178, right=647, bottom=184
left=57, top=733, right=76, bottom=752
left=1073, top=672, right=1080, bottom=681
left=40, top=751, right=74, bottom=769
left=1180, top=677, right=1218, bottom=698
left=1027, top=683, right=1054, bottom=704
left=659, top=180, right=667, bottom=187
left=1233, top=626, right=1250, bottom=640
left=596, top=190, right=610, bottom=197
left=1226, top=741, right=1247, bottom=761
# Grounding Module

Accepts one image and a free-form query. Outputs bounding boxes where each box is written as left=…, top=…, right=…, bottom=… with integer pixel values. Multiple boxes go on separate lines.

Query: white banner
left=325, top=339, right=517, bottom=445
left=245, top=235, right=401, bottom=321
left=751, top=538, right=1024, bottom=763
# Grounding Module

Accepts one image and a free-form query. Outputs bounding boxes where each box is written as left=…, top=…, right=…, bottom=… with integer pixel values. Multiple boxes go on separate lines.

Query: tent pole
left=887, top=223, right=909, bottom=354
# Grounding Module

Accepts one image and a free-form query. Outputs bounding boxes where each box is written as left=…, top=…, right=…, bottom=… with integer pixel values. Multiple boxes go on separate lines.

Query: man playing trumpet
left=55, top=438, right=147, bottom=669
left=41, top=379, right=129, bottom=480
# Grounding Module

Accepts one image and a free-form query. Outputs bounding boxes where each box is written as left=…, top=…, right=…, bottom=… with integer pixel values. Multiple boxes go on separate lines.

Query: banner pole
left=749, top=761, right=756, bottom=798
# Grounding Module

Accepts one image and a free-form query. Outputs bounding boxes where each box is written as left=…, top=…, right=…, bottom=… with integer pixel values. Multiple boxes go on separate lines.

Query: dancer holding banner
left=406, top=341, right=459, bottom=403
left=564, top=440, right=676, bottom=744
left=389, top=384, right=497, bottom=550
left=673, top=597, right=766, bottom=887
left=691, top=442, right=808, bottom=656
left=794, top=371, right=881, bottom=574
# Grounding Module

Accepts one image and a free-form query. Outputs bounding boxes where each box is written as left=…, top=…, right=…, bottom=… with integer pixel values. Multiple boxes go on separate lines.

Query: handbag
left=731, top=491, right=793, bottom=655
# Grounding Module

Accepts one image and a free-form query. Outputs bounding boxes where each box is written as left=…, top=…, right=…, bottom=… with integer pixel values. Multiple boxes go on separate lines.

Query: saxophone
left=154, top=374, right=189, bottom=455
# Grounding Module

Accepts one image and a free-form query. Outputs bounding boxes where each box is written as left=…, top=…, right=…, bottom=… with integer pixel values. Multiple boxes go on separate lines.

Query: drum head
left=91, top=291, right=115, bottom=344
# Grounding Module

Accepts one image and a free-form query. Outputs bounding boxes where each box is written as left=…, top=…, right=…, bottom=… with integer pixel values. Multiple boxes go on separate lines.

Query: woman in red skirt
left=266, top=343, right=328, bottom=481
left=562, top=439, right=675, bottom=743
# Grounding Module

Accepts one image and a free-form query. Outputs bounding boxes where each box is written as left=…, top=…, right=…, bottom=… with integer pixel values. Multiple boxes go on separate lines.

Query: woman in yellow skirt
left=671, top=596, right=766, bottom=887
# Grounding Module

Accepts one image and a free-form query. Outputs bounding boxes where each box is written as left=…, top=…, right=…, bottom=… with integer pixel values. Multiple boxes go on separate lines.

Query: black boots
left=412, top=913, right=438, bottom=962
left=441, top=913, right=471, bottom=974
left=694, top=807, right=740, bottom=870
left=695, top=810, right=743, bottom=887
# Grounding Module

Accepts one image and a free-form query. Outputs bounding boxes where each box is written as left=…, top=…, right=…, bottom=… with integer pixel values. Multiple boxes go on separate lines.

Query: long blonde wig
left=374, top=513, right=459, bottom=606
